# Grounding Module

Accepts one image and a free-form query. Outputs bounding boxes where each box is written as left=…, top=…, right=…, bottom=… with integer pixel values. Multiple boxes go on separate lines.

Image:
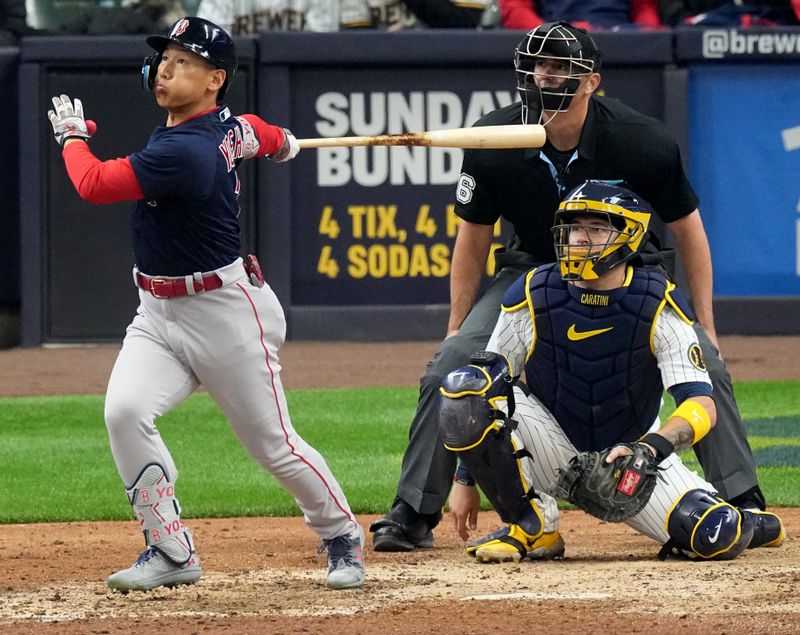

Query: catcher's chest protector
left=525, top=265, right=665, bottom=451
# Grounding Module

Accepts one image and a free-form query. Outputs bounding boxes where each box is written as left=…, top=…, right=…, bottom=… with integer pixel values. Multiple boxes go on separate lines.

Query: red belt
left=135, top=271, right=224, bottom=299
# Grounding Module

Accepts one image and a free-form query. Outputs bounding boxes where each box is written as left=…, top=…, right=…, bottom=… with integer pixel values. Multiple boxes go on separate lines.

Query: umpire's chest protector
left=525, top=265, right=666, bottom=451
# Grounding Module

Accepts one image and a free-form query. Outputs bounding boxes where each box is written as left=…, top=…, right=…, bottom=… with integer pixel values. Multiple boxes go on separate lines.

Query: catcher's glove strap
left=657, top=541, right=692, bottom=561
left=639, top=433, right=675, bottom=462
left=513, top=447, right=533, bottom=461
left=470, top=350, right=504, bottom=365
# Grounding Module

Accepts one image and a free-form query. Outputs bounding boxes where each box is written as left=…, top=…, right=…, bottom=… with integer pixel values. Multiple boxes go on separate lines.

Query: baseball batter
left=47, top=17, right=365, bottom=591
left=438, top=181, right=785, bottom=562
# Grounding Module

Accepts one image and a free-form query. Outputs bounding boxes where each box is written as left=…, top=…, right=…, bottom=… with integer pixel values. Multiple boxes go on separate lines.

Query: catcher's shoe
left=745, top=510, right=785, bottom=549
left=107, top=547, right=202, bottom=592
left=728, top=485, right=767, bottom=512
left=467, top=525, right=565, bottom=563
left=370, top=499, right=442, bottom=552
left=320, top=524, right=366, bottom=589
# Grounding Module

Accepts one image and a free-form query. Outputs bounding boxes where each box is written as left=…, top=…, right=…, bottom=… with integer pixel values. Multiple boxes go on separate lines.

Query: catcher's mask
left=142, top=16, right=238, bottom=102
left=552, top=180, right=652, bottom=281
left=514, top=21, right=601, bottom=120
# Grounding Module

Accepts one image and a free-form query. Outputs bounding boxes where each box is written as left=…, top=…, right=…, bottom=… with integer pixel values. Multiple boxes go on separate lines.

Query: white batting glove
left=268, top=128, right=300, bottom=163
left=47, top=95, right=91, bottom=147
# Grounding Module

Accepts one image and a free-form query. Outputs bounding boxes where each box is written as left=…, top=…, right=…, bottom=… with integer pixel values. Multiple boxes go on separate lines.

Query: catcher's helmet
left=514, top=21, right=600, bottom=117
left=142, top=17, right=237, bottom=102
left=552, top=180, right=652, bottom=281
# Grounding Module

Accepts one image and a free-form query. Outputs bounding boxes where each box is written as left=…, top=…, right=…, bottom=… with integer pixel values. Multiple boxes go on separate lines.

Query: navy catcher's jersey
left=129, top=107, right=250, bottom=276
left=519, top=264, right=676, bottom=451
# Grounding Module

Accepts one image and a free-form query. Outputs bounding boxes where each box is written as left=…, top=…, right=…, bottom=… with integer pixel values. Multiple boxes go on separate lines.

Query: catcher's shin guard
left=744, top=510, right=785, bottom=549
left=126, top=463, right=195, bottom=565
left=439, top=357, right=542, bottom=539
left=659, top=489, right=754, bottom=561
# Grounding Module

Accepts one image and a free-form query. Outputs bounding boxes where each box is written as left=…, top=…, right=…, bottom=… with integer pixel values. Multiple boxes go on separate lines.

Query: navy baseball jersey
left=129, top=106, right=255, bottom=276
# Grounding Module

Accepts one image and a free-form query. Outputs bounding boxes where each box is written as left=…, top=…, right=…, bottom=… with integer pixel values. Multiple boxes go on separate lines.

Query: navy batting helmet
left=142, top=17, right=237, bottom=102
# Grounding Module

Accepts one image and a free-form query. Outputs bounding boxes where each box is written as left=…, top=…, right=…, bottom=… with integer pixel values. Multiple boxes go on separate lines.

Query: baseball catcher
left=439, top=181, right=785, bottom=563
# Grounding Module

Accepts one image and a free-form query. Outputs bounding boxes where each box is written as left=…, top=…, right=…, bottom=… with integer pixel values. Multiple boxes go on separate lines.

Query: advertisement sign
left=289, top=66, right=666, bottom=306
left=688, top=64, right=800, bottom=295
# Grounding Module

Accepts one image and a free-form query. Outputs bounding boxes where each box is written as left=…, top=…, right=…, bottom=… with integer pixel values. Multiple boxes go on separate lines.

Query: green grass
left=0, top=388, right=416, bottom=523
left=1, top=382, right=799, bottom=523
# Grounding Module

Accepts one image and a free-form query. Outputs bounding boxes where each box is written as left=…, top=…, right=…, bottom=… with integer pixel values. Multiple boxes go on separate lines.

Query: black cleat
left=369, top=499, right=442, bottom=552
left=727, top=485, right=767, bottom=511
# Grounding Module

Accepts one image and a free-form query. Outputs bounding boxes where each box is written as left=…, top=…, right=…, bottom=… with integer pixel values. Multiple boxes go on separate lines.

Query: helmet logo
left=172, top=18, right=190, bottom=37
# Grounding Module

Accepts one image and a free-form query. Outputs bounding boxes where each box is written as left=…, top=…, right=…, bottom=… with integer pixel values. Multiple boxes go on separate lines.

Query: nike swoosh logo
left=708, top=519, right=724, bottom=543
left=567, top=324, right=614, bottom=341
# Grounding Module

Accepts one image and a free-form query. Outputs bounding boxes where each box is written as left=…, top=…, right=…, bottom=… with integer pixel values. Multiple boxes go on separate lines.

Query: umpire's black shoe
left=728, top=485, right=767, bottom=511
left=744, top=510, right=786, bottom=549
left=369, top=499, right=442, bottom=551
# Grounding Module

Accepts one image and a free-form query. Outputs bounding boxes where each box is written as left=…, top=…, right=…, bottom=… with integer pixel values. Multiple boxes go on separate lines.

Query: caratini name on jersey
left=579, top=292, right=610, bottom=306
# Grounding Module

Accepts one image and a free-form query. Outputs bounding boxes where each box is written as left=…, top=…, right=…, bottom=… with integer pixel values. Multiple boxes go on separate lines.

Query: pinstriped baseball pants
left=511, top=386, right=715, bottom=544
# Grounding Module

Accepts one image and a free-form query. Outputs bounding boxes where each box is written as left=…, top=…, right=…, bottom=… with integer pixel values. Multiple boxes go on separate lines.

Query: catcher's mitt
left=554, top=444, right=661, bottom=523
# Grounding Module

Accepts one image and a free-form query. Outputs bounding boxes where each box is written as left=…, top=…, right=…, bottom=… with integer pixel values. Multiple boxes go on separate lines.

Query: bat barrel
left=297, top=125, right=545, bottom=150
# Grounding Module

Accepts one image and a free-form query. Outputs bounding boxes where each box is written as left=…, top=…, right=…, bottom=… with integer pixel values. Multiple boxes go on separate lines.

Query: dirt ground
left=1, top=337, right=799, bottom=634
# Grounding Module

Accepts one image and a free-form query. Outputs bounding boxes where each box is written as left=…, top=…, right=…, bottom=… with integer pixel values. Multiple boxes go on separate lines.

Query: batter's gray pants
left=395, top=266, right=759, bottom=515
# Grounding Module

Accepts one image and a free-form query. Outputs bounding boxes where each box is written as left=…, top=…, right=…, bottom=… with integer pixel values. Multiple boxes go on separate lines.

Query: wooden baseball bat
left=297, top=124, right=546, bottom=150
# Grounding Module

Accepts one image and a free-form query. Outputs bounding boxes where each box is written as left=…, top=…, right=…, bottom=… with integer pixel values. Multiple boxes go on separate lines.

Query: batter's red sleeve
left=62, top=142, right=144, bottom=205
left=239, top=114, right=288, bottom=157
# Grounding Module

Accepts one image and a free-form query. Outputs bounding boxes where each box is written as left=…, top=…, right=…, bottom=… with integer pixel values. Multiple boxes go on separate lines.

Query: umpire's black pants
left=395, top=265, right=759, bottom=516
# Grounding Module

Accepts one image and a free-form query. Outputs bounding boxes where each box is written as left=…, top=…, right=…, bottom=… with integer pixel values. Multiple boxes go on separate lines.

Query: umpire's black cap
left=517, top=21, right=602, bottom=71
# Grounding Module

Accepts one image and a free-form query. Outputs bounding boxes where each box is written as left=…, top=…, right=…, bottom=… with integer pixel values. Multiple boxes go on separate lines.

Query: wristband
left=639, top=433, right=675, bottom=462
left=671, top=399, right=712, bottom=444
left=454, top=462, right=476, bottom=487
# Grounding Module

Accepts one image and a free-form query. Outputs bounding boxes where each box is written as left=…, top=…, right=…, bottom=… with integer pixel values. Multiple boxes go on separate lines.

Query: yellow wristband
left=671, top=399, right=712, bottom=444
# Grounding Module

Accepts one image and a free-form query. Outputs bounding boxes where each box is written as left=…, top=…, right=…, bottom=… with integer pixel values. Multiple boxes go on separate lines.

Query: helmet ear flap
left=141, top=53, right=161, bottom=92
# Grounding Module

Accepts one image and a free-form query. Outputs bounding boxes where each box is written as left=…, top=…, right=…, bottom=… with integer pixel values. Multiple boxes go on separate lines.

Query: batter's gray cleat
left=107, top=547, right=202, bottom=592
left=320, top=524, right=366, bottom=589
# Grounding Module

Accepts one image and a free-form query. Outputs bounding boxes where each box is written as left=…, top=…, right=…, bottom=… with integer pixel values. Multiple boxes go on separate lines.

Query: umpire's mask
left=514, top=21, right=601, bottom=120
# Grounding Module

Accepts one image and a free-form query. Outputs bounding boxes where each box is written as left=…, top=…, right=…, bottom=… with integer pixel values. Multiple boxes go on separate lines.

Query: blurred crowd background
left=3, top=0, right=798, bottom=44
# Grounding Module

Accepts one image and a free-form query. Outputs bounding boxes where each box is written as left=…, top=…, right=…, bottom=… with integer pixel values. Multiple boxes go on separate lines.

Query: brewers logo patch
left=688, top=343, right=707, bottom=371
